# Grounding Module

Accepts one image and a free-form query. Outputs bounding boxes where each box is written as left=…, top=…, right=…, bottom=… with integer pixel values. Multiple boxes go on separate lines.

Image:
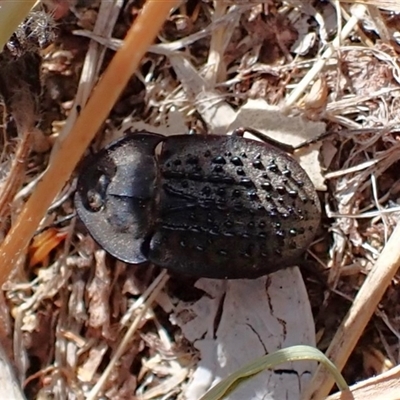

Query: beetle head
left=75, top=132, right=164, bottom=264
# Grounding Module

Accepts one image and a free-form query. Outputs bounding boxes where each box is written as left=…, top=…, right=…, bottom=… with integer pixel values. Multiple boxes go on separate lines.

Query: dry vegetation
left=1, top=0, right=400, bottom=399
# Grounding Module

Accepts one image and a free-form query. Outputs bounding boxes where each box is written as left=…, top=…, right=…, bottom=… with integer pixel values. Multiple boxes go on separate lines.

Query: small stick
left=0, top=0, right=179, bottom=285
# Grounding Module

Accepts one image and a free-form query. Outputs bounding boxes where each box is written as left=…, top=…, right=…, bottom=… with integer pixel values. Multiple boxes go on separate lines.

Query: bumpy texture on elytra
left=75, top=130, right=321, bottom=279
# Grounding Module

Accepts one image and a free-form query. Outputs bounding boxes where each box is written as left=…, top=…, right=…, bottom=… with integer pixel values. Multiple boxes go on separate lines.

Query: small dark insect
left=75, top=128, right=321, bottom=279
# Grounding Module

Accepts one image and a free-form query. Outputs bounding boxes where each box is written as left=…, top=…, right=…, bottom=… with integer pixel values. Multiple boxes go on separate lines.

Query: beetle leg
left=232, top=126, right=383, bottom=153
left=231, top=127, right=298, bottom=153
left=232, top=126, right=336, bottom=153
left=289, top=127, right=386, bottom=150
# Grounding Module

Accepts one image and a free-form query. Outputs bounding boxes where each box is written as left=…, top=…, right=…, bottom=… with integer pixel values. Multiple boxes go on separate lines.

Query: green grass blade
left=199, top=345, right=349, bottom=400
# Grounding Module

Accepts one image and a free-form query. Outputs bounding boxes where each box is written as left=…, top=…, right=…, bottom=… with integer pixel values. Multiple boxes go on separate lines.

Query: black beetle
left=75, top=128, right=321, bottom=279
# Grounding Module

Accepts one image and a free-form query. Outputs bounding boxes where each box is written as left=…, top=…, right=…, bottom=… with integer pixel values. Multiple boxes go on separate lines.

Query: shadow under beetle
left=75, top=128, right=321, bottom=279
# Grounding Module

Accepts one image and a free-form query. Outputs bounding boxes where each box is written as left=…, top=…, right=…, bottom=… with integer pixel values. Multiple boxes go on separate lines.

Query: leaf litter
left=1, top=1, right=400, bottom=399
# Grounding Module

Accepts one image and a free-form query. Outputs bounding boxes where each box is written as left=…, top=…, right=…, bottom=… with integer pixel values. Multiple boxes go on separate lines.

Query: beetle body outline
left=75, top=129, right=321, bottom=279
